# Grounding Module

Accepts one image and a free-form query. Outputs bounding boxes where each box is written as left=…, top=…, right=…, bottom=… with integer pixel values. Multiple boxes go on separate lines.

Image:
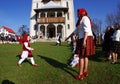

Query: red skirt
left=28, top=50, right=33, bottom=57
left=75, top=36, right=95, bottom=56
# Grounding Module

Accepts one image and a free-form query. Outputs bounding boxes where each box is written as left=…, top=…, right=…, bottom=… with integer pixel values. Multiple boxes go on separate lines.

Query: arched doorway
left=57, top=25, right=63, bottom=38
left=47, top=24, right=55, bottom=38
left=39, top=25, right=45, bottom=38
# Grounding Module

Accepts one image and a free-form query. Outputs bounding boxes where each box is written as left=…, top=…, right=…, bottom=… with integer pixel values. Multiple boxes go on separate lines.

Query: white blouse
left=73, top=16, right=93, bottom=39
left=112, top=30, right=120, bottom=41
left=24, top=42, right=32, bottom=50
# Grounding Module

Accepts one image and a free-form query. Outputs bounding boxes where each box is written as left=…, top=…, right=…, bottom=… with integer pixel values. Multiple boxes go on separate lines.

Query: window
left=36, top=3, right=38, bottom=8
left=57, top=12, right=62, bottom=17
left=41, top=13, right=45, bottom=17
left=47, top=12, right=55, bottom=17
left=68, top=24, right=70, bottom=29
left=67, top=13, right=69, bottom=20
left=66, top=2, right=69, bottom=7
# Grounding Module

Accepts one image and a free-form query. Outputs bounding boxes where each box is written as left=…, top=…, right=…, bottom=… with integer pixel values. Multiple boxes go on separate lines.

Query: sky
left=0, top=0, right=120, bottom=33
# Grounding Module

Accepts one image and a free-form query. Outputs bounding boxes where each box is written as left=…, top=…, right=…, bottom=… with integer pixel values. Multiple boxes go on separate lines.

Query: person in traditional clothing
left=102, top=26, right=114, bottom=60
left=56, top=33, right=61, bottom=46
left=65, top=8, right=95, bottom=80
left=111, top=23, right=120, bottom=64
left=17, top=34, right=38, bottom=67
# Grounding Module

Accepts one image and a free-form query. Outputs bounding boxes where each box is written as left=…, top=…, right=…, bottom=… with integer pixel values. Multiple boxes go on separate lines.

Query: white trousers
left=18, top=51, right=35, bottom=65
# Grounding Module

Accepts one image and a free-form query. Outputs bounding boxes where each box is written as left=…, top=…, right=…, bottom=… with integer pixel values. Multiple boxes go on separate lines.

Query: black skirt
left=111, top=41, right=120, bottom=53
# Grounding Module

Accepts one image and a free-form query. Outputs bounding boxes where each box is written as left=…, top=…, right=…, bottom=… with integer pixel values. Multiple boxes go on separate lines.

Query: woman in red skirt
left=65, top=8, right=95, bottom=80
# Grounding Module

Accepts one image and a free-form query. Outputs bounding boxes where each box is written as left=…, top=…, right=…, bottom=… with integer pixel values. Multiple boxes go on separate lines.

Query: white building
left=30, top=0, right=75, bottom=41
left=0, top=26, right=16, bottom=36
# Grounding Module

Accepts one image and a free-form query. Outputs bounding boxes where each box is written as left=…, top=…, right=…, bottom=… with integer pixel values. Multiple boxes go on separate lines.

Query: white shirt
left=112, top=30, right=120, bottom=41
left=24, top=42, right=32, bottom=50
left=73, top=16, right=93, bottom=39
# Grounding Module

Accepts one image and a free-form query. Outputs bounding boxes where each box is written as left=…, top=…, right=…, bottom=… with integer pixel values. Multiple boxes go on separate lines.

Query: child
left=56, top=34, right=61, bottom=46
left=70, top=54, right=79, bottom=67
left=17, top=34, right=38, bottom=67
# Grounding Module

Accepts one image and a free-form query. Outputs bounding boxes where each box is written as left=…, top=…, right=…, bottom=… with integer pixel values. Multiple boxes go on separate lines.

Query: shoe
left=111, top=62, right=117, bottom=64
left=32, top=64, right=38, bottom=66
left=83, top=71, right=88, bottom=77
left=74, top=74, right=84, bottom=80
left=17, top=64, right=22, bottom=67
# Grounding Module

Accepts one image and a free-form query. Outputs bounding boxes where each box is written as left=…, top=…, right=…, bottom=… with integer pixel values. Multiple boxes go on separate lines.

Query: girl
left=17, top=34, right=38, bottom=67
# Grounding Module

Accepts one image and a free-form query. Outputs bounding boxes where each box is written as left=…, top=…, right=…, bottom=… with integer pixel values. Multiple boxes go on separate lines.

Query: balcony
left=37, top=17, right=65, bottom=23
left=42, top=0, right=61, bottom=2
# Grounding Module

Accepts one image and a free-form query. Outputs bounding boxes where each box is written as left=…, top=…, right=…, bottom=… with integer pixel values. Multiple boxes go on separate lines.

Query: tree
left=17, top=25, right=29, bottom=36
left=92, top=18, right=103, bottom=45
left=106, top=3, right=120, bottom=26
left=116, top=3, right=120, bottom=23
left=92, top=18, right=102, bottom=35
left=106, top=13, right=116, bottom=26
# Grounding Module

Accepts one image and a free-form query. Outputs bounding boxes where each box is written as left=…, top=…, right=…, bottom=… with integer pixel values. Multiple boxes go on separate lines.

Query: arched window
left=57, top=25, right=63, bottom=38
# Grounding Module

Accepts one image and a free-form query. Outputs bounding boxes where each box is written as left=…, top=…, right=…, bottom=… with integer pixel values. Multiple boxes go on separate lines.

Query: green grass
left=0, top=42, right=120, bottom=84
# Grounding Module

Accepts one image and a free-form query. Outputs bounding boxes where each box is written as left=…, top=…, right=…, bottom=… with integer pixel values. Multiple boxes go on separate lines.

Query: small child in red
left=17, top=34, right=38, bottom=67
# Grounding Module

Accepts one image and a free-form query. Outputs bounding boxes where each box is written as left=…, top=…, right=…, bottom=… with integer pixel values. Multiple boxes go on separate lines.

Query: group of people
left=0, top=34, right=16, bottom=44
left=66, top=7, right=120, bottom=81
left=102, top=23, right=120, bottom=64
left=17, top=8, right=120, bottom=81
left=17, top=8, right=95, bottom=81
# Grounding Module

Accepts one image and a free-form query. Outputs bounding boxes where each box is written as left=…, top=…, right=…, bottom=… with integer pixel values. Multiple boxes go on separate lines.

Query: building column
left=62, top=11, right=64, bottom=17
left=44, top=25, right=47, bottom=39
left=55, top=11, right=57, bottom=17
left=45, top=12, right=47, bottom=17
left=54, top=24, right=57, bottom=38
left=63, top=24, right=66, bottom=40
left=39, top=13, right=41, bottom=18
left=38, top=24, right=40, bottom=39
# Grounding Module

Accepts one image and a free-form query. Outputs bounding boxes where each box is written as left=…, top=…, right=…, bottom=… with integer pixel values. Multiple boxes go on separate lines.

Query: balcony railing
left=37, top=17, right=65, bottom=23
left=42, top=0, right=61, bottom=2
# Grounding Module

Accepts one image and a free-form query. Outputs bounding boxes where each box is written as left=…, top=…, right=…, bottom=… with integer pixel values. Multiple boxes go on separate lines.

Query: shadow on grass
left=2, top=79, right=15, bottom=84
left=50, top=42, right=70, bottom=47
left=89, top=47, right=108, bottom=62
left=38, top=55, right=78, bottom=77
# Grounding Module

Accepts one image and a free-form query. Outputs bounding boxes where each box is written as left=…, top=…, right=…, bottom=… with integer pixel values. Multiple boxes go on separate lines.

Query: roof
left=40, top=1, right=67, bottom=9
left=2, top=26, right=15, bottom=34
left=34, top=1, right=68, bottom=12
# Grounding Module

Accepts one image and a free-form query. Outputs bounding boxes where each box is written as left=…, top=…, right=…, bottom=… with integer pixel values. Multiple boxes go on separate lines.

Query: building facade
left=30, top=0, right=75, bottom=41
left=0, top=26, right=16, bottom=36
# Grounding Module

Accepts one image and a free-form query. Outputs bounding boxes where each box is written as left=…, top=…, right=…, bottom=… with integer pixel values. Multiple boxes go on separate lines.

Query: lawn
left=0, top=42, right=120, bottom=84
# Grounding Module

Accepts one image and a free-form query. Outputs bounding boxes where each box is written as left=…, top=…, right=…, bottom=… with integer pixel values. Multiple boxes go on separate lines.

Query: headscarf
left=76, top=8, right=92, bottom=28
left=22, top=34, right=29, bottom=42
left=77, top=8, right=88, bottom=17
left=19, top=34, right=29, bottom=44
